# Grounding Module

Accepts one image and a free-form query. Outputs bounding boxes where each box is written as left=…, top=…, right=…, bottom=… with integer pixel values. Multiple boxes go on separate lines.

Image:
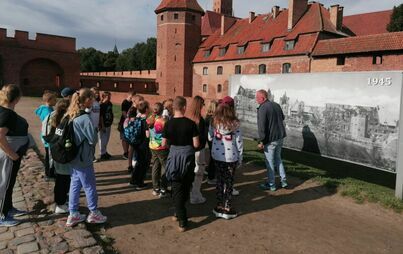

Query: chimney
left=330, top=5, right=344, bottom=30
left=288, top=0, right=308, bottom=30
left=272, top=6, right=280, bottom=19
left=249, top=12, right=256, bottom=23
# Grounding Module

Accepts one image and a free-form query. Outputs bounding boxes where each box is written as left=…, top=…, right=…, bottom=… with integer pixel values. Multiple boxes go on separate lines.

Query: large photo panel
left=230, top=71, right=403, bottom=172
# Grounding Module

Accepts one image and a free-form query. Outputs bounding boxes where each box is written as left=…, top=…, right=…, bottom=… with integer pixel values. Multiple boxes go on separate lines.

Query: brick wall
left=311, top=53, right=403, bottom=72
left=80, top=76, right=157, bottom=94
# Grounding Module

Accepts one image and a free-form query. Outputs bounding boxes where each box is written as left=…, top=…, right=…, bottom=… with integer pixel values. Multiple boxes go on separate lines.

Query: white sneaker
left=55, top=205, right=69, bottom=214
left=86, top=210, right=107, bottom=224
left=190, top=196, right=207, bottom=205
left=66, top=212, right=86, bottom=227
left=232, top=188, right=240, bottom=196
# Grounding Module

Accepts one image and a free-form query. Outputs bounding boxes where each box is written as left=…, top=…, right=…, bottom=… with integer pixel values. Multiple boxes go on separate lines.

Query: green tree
left=387, top=4, right=403, bottom=32
left=103, top=50, right=119, bottom=71
left=78, top=48, right=105, bottom=72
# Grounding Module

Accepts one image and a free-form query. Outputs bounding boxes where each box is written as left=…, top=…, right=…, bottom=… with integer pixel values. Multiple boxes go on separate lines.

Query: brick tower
left=155, top=0, right=204, bottom=97
left=213, top=0, right=233, bottom=16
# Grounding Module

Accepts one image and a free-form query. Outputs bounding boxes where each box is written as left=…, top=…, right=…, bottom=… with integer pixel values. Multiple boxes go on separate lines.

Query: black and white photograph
left=230, top=72, right=403, bottom=172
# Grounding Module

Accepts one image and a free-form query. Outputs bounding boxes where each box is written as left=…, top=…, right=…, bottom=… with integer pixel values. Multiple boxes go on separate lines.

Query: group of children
left=33, top=88, right=243, bottom=232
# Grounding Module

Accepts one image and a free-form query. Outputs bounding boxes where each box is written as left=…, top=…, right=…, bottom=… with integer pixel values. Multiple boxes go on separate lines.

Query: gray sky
left=0, top=0, right=400, bottom=52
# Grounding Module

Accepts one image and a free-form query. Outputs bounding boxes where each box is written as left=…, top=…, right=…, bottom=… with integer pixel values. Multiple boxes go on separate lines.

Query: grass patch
left=243, top=139, right=403, bottom=213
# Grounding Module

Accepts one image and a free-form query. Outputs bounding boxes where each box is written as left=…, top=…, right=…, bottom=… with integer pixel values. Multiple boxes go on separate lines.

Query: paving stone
left=69, top=237, right=97, bottom=249
left=67, top=251, right=81, bottom=254
left=16, top=228, right=35, bottom=237
left=48, top=236, right=63, bottom=245
left=64, top=230, right=92, bottom=240
left=0, top=249, right=13, bottom=254
left=16, top=222, right=33, bottom=231
left=0, top=232, right=14, bottom=241
left=0, top=241, right=7, bottom=250
left=13, top=191, right=24, bottom=198
left=0, top=228, right=7, bottom=234
left=9, top=235, right=36, bottom=247
left=13, top=196, right=25, bottom=203
left=17, top=242, right=39, bottom=254
left=82, top=246, right=104, bottom=254
left=51, top=241, right=69, bottom=253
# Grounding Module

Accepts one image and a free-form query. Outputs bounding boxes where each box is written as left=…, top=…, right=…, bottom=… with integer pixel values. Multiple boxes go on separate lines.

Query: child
left=90, top=87, right=101, bottom=162
left=205, top=100, right=218, bottom=185
left=162, top=99, right=173, bottom=120
left=186, top=96, right=208, bottom=205
left=148, top=103, right=168, bottom=197
left=44, top=98, right=71, bottom=214
left=163, top=96, right=199, bottom=232
left=119, top=91, right=135, bottom=159
left=209, top=98, right=243, bottom=220
left=99, top=92, right=113, bottom=160
left=65, top=88, right=107, bottom=227
left=35, top=91, right=57, bottom=180
left=125, top=101, right=149, bottom=190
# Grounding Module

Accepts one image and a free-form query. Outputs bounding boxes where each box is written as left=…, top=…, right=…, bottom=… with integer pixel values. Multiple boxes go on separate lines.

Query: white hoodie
left=208, top=124, right=243, bottom=164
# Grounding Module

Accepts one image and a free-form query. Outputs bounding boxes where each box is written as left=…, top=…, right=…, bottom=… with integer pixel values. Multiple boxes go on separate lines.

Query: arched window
left=202, top=84, right=208, bottom=93
left=259, top=64, right=266, bottom=74
left=235, top=65, right=242, bottom=74
left=282, top=63, right=291, bottom=74
left=217, top=84, right=222, bottom=93
left=217, top=66, right=223, bottom=75
left=203, top=67, right=208, bottom=75
left=96, top=81, right=100, bottom=88
left=114, top=82, right=118, bottom=88
left=373, top=55, right=383, bottom=65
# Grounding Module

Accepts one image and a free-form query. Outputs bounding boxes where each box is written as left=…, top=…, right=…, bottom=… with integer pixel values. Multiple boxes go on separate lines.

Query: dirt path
left=17, top=97, right=403, bottom=254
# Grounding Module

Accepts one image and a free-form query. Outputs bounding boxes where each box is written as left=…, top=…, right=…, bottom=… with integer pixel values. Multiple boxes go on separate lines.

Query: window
left=203, top=67, right=208, bottom=75
left=202, top=84, right=208, bottom=93
left=284, top=40, right=295, bottom=50
left=96, top=81, right=100, bottom=88
left=237, top=46, right=245, bottom=55
left=130, top=83, right=133, bottom=89
left=217, top=84, right=222, bottom=93
left=259, top=64, right=267, bottom=74
left=373, top=55, right=383, bottom=65
left=204, top=50, right=211, bottom=58
left=337, top=56, right=345, bottom=66
left=261, top=43, right=270, bottom=52
left=114, top=82, right=118, bottom=88
left=161, top=15, right=164, bottom=21
left=217, top=66, right=223, bottom=75
left=219, top=47, right=227, bottom=56
left=235, top=65, right=242, bottom=74
left=282, top=63, right=291, bottom=73
left=192, top=15, right=196, bottom=21
left=174, top=13, right=179, bottom=19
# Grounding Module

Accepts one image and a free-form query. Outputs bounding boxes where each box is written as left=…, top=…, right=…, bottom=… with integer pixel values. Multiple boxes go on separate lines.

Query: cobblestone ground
left=0, top=149, right=105, bottom=254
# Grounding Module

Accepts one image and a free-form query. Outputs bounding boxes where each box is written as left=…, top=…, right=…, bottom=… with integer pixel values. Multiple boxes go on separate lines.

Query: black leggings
left=54, top=174, right=71, bottom=206
left=1, top=158, right=22, bottom=217
left=172, top=169, right=195, bottom=227
left=45, top=147, right=55, bottom=178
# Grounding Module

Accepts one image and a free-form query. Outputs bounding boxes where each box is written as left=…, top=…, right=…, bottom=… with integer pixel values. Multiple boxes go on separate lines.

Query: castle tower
left=213, top=0, right=233, bottom=16
left=155, top=0, right=204, bottom=97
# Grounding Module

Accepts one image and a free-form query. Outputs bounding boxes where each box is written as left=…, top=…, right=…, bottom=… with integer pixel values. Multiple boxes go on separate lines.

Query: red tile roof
left=312, top=32, right=403, bottom=56
left=201, top=11, right=222, bottom=37
left=155, top=0, right=204, bottom=14
left=343, top=10, right=392, bottom=36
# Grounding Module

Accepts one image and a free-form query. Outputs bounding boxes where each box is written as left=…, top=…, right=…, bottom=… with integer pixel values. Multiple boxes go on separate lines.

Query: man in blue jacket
left=256, top=89, right=288, bottom=191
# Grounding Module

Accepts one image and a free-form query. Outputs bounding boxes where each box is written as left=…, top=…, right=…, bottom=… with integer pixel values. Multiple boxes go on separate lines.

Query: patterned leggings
left=215, top=160, right=237, bottom=209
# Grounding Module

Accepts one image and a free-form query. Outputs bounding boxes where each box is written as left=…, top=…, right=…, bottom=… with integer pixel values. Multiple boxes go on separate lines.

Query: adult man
left=256, top=89, right=288, bottom=191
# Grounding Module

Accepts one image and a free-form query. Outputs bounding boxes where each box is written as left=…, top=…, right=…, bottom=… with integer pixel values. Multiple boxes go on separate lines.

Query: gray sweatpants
left=98, top=127, right=111, bottom=156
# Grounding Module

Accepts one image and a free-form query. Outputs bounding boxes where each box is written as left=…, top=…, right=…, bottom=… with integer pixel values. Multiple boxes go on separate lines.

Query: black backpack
left=49, top=115, right=81, bottom=164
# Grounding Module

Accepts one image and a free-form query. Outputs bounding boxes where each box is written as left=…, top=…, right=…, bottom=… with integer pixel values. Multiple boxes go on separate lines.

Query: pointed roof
left=155, top=0, right=204, bottom=14
left=201, top=11, right=222, bottom=37
left=343, top=10, right=392, bottom=36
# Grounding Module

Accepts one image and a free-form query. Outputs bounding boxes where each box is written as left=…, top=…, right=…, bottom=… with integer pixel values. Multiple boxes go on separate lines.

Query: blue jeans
left=69, top=166, right=98, bottom=213
left=263, top=139, right=286, bottom=186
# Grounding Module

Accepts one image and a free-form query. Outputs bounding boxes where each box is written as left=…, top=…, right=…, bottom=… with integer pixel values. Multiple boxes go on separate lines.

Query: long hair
left=206, top=100, right=218, bottom=117
left=50, top=98, right=70, bottom=128
left=0, top=84, right=21, bottom=107
left=186, top=95, right=204, bottom=124
left=213, top=104, right=239, bottom=130
left=65, top=88, right=93, bottom=119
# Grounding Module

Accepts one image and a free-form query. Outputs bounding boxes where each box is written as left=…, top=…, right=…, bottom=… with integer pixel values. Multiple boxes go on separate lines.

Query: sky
left=0, top=0, right=400, bottom=52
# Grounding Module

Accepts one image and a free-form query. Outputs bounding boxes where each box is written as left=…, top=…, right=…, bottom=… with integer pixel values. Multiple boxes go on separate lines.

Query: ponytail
left=0, top=84, right=21, bottom=107
left=65, top=88, right=93, bottom=120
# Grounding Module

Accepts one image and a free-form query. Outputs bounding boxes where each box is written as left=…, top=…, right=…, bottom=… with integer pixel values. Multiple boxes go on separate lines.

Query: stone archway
left=20, top=58, right=64, bottom=95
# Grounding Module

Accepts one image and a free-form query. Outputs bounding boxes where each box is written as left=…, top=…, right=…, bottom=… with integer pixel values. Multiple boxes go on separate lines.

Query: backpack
left=123, top=117, right=145, bottom=146
left=49, top=115, right=81, bottom=164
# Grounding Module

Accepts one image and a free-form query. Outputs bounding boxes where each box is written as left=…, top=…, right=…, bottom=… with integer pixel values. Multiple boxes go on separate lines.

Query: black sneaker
left=105, top=153, right=112, bottom=159
left=128, top=166, right=134, bottom=174
left=135, top=183, right=147, bottom=191
left=100, top=154, right=110, bottom=161
left=212, top=207, right=224, bottom=218
left=221, top=209, right=238, bottom=220
left=122, top=153, right=128, bottom=160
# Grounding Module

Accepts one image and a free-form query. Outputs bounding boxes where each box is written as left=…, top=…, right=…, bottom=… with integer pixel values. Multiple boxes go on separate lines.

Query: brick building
left=155, top=0, right=402, bottom=100
left=0, top=29, right=80, bottom=95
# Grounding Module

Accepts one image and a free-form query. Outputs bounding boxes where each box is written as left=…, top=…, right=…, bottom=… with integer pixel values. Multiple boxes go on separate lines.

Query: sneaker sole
left=0, top=222, right=20, bottom=227
left=212, top=209, right=223, bottom=218
left=66, top=219, right=85, bottom=227
left=221, top=213, right=238, bottom=220
left=86, top=219, right=107, bottom=224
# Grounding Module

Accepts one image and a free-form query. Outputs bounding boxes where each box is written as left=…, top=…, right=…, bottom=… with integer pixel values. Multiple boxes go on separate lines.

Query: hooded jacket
left=208, top=124, right=243, bottom=164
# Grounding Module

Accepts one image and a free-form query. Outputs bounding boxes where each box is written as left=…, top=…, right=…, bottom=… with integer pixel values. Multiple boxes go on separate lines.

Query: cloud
left=0, top=0, right=400, bottom=51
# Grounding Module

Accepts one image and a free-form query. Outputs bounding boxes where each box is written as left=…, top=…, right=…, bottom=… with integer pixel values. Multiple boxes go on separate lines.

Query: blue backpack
left=123, top=117, right=145, bottom=146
